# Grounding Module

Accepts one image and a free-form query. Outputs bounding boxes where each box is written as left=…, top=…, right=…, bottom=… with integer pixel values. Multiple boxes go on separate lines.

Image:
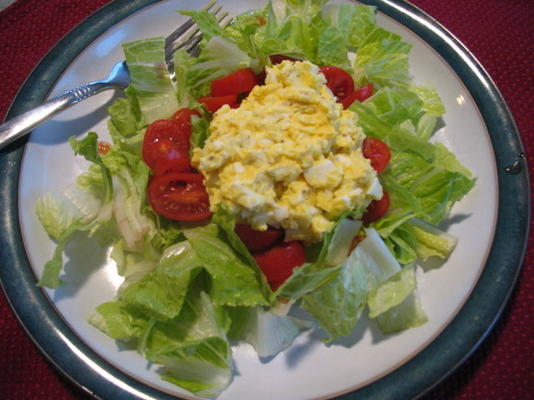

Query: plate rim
left=0, top=0, right=530, bottom=399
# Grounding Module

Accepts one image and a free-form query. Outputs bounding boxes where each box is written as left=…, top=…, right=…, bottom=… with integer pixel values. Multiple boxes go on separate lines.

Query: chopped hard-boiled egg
left=192, top=60, right=381, bottom=243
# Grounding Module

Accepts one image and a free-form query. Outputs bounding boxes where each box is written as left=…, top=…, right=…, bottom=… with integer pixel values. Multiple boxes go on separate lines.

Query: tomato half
left=148, top=172, right=212, bottom=221
left=235, top=224, right=284, bottom=252
left=142, top=119, right=191, bottom=173
left=362, top=137, right=391, bottom=174
left=253, top=241, right=306, bottom=289
left=341, top=83, right=374, bottom=109
left=210, top=68, right=260, bottom=97
left=171, top=108, right=200, bottom=142
left=362, top=191, right=390, bottom=224
left=198, top=95, right=239, bottom=113
left=319, top=66, right=355, bottom=104
left=150, top=140, right=191, bottom=176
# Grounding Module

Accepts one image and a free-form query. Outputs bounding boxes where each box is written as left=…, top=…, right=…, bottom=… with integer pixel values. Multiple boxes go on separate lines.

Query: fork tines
left=164, top=0, right=232, bottom=66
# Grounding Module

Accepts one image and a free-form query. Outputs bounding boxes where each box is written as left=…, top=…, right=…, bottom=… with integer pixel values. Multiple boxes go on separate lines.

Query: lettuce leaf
left=91, top=274, right=234, bottom=397
left=145, top=289, right=233, bottom=397
left=118, top=241, right=202, bottom=320
left=123, top=38, right=179, bottom=123
left=179, top=10, right=226, bottom=41
left=227, top=306, right=311, bottom=358
left=375, top=291, right=428, bottom=334
left=274, top=215, right=360, bottom=300
left=301, top=228, right=402, bottom=341
left=300, top=250, right=369, bottom=341
left=211, top=204, right=273, bottom=299
left=184, top=224, right=269, bottom=307
left=36, top=133, right=114, bottom=288
left=367, top=264, right=416, bottom=318
left=354, top=39, right=412, bottom=88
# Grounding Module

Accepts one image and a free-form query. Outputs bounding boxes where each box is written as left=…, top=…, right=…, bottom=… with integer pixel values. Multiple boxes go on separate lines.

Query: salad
left=35, top=0, right=475, bottom=397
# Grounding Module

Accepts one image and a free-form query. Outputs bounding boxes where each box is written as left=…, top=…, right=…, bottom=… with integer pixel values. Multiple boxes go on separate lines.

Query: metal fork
left=0, top=0, right=230, bottom=151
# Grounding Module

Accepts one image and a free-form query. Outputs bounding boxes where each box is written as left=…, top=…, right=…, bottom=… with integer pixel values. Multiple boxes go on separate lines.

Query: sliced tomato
left=198, top=95, right=239, bottom=113
left=319, top=66, right=355, bottom=104
left=148, top=172, right=212, bottom=221
left=151, top=140, right=191, bottom=175
left=362, top=191, right=390, bottom=224
left=362, top=137, right=391, bottom=174
left=210, top=68, right=260, bottom=97
left=256, top=70, right=267, bottom=85
left=253, top=241, right=306, bottom=288
left=341, top=83, right=374, bottom=109
left=235, top=224, right=284, bottom=252
left=171, top=108, right=200, bottom=142
left=142, top=119, right=190, bottom=171
left=269, top=54, right=300, bottom=65
left=143, top=119, right=188, bottom=147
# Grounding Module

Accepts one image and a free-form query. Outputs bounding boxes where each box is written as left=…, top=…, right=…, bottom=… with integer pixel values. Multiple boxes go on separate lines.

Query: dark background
left=0, top=0, right=532, bottom=399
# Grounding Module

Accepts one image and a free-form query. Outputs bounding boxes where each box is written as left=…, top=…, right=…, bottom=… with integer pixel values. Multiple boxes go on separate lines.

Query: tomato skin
left=148, top=172, right=212, bottom=221
left=210, top=68, right=260, bottom=96
left=269, top=54, right=300, bottom=64
left=256, top=70, right=267, bottom=85
left=235, top=224, right=284, bottom=252
left=151, top=140, right=191, bottom=175
left=362, top=137, right=391, bottom=174
left=198, top=95, right=239, bottom=113
left=362, top=191, right=390, bottom=224
left=341, top=83, right=374, bottom=109
left=319, top=66, right=355, bottom=104
left=253, top=241, right=306, bottom=288
left=171, top=108, right=200, bottom=141
left=142, top=119, right=190, bottom=172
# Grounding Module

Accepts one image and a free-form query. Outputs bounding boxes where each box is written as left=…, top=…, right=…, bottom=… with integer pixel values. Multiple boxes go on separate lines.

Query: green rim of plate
left=0, top=1, right=529, bottom=399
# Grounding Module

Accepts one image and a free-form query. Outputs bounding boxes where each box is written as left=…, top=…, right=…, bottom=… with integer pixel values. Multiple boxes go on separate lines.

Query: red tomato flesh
left=362, top=191, right=390, bottom=224
left=341, top=83, right=374, bottom=109
left=148, top=172, right=212, bottom=221
left=362, top=137, right=391, bottom=174
left=142, top=119, right=190, bottom=173
left=253, top=241, right=306, bottom=289
left=319, top=66, right=355, bottom=104
left=210, top=68, right=260, bottom=97
left=235, top=224, right=284, bottom=252
left=198, top=95, right=239, bottom=113
left=171, top=108, right=200, bottom=142
left=151, top=140, right=191, bottom=176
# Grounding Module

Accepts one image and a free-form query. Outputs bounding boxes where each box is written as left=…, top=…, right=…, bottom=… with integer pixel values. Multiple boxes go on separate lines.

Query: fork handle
left=0, top=81, right=112, bottom=150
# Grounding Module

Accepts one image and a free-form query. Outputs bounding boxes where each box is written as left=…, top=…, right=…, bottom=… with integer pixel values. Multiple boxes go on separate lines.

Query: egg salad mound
left=192, top=60, right=382, bottom=243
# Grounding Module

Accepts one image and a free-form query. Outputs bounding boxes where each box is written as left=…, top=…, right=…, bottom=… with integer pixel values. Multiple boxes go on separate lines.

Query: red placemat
left=0, top=1, right=532, bottom=399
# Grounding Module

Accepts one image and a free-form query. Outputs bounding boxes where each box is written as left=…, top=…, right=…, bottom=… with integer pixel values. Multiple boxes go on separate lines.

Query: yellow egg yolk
left=192, top=60, right=381, bottom=243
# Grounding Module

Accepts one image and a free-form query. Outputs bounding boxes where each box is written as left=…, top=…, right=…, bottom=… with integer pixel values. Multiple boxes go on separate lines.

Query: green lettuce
left=184, top=224, right=269, bottom=307
left=118, top=241, right=202, bottom=320
left=367, top=264, right=417, bottom=318
left=144, top=289, right=233, bottom=397
left=301, top=228, right=404, bottom=341
left=375, top=291, right=428, bottom=334
left=91, top=282, right=234, bottom=397
left=36, top=133, right=114, bottom=288
left=227, top=306, right=311, bottom=358
left=123, top=38, right=180, bottom=122
left=274, top=215, right=360, bottom=300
